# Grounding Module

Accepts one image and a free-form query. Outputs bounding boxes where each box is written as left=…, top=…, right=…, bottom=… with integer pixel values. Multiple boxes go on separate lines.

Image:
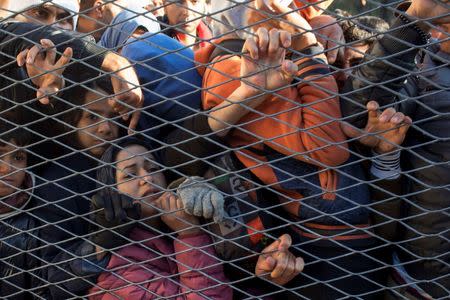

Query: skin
left=146, top=0, right=165, bottom=17
left=0, top=141, right=27, bottom=198
left=335, top=43, right=370, bottom=89
left=14, top=4, right=76, bottom=31
left=76, top=89, right=120, bottom=158
left=115, top=144, right=200, bottom=236
left=164, top=0, right=205, bottom=46
left=77, top=0, right=125, bottom=41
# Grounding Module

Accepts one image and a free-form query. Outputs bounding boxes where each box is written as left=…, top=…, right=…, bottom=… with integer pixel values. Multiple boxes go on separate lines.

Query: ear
left=93, top=0, right=105, bottom=18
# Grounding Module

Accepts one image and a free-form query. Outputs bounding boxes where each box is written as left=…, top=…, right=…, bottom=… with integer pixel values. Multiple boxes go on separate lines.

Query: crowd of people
left=0, top=0, right=448, bottom=299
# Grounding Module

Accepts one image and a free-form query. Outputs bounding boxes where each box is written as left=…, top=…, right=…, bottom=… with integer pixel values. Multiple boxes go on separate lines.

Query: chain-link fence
left=0, top=0, right=449, bottom=299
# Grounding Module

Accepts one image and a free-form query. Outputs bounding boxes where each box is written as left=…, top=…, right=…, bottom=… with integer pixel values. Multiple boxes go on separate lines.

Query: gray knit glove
left=176, top=176, right=226, bottom=223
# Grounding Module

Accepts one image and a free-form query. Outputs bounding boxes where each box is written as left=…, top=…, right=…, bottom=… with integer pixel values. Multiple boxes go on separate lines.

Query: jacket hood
left=99, top=8, right=160, bottom=50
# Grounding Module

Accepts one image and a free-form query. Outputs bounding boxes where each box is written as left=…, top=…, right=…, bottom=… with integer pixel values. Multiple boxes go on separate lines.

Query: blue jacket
left=121, top=33, right=202, bottom=140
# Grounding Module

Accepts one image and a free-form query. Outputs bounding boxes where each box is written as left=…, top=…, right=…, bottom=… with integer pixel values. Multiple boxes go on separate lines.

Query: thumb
left=280, top=60, right=298, bottom=83
left=278, top=233, right=292, bottom=252
left=367, top=100, right=380, bottom=121
left=341, top=121, right=361, bottom=138
left=37, top=88, right=50, bottom=105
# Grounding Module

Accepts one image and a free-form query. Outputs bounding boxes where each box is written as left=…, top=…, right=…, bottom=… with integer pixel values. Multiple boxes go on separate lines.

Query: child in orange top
left=196, top=1, right=385, bottom=298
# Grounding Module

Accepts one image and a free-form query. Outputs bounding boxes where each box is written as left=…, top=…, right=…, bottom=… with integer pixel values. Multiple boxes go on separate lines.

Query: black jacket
left=0, top=176, right=43, bottom=299
left=32, top=152, right=108, bottom=299
left=341, top=16, right=450, bottom=298
left=0, top=22, right=108, bottom=160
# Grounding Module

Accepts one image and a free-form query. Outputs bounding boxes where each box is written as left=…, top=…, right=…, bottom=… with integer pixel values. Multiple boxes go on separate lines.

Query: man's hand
left=241, top=27, right=298, bottom=96
left=407, top=0, right=450, bottom=28
left=102, top=53, right=144, bottom=135
left=341, top=101, right=412, bottom=153
left=17, top=39, right=73, bottom=105
left=255, top=234, right=304, bottom=286
left=309, top=15, right=345, bottom=64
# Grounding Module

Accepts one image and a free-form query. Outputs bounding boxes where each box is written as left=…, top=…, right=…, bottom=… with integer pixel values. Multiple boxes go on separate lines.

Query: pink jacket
left=89, top=228, right=232, bottom=300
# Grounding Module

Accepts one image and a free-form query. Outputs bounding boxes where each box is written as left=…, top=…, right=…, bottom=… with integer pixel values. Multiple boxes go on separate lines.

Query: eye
left=30, top=8, right=50, bottom=20
left=13, top=151, right=26, bottom=162
left=88, top=114, right=99, bottom=121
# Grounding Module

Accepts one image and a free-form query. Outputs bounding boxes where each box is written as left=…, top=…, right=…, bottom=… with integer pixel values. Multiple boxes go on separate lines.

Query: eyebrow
left=57, top=12, right=72, bottom=21
left=120, top=162, right=137, bottom=171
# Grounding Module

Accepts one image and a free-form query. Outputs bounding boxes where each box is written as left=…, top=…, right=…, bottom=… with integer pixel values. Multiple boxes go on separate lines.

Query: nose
left=140, top=171, right=154, bottom=186
left=97, top=120, right=113, bottom=136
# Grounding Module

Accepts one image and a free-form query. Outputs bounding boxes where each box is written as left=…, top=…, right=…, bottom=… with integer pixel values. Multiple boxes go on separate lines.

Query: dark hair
left=59, top=77, right=118, bottom=149
left=0, top=118, right=34, bottom=148
left=80, top=0, right=96, bottom=11
left=336, top=9, right=389, bottom=45
left=96, top=137, right=156, bottom=201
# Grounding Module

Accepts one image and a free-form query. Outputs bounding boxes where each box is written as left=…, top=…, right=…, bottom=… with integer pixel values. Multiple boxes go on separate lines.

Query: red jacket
left=89, top=228, right=232, bottom=300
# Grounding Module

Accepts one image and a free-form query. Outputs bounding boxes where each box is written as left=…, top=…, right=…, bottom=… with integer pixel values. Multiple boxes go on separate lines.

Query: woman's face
left=76, top=88, right=120, bottom=158
left=115, top=145, right=167, bottom=207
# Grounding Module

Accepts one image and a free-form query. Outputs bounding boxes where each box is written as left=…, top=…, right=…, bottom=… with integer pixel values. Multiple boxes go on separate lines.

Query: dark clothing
left=0, top=175, right=43, bottom=299
left=341, top=16, right=450, bottom=298
left=0, top=22, right=108, bottom=161
left=33, top=152, right=109, bottom=298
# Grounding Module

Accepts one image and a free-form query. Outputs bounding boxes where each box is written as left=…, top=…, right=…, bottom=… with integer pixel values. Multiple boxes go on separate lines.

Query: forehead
left=0, top=141, right=20, bottom=154
left=83, top=89, right=113, bottom=109
left=29, top=3, right=71, bottom=15
left=116, top=145, right=153, bottom=164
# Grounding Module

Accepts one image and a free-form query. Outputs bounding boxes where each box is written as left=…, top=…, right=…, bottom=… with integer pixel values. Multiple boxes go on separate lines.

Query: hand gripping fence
left=0, top=0, right=449, bottom=299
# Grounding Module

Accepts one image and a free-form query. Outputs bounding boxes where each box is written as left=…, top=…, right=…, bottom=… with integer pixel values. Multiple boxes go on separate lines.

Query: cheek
left=117, top=181, right=138, bottom=198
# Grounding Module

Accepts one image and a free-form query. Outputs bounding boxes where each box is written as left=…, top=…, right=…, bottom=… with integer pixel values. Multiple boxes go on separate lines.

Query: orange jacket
left=196, top=40, right=349, bottom=201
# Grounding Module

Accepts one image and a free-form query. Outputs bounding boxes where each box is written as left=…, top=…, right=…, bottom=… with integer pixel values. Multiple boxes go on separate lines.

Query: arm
left=0, top=22, right=142, bottom=132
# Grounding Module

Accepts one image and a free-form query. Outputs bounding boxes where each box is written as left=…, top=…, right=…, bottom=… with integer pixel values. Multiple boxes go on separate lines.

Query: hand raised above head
left=240, top=28, right=298, bottom=96
left=17, top=39, right=73, bottom=105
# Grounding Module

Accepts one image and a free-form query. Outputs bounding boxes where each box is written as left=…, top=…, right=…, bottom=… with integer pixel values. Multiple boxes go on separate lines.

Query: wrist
left=292, top=32, right=318, bottom=51
left=102, top=52, right=128, bottom=73
left=177, top=227, right=202, bottom=238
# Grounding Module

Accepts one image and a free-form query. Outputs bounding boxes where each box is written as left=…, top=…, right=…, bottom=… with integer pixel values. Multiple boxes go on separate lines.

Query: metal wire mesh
left=0, top=0, right=449, bottom=299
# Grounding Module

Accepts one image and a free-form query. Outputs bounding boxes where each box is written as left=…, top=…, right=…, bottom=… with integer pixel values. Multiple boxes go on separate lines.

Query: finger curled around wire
left=280, top=60, right=298, bottom=83
left=243, top=36, right=260, bottom=60
left=17, top=49, right=29, bottom=67
left=379, top=107, right=397, bottom=123
left=256, top=27, right=269, bottom=56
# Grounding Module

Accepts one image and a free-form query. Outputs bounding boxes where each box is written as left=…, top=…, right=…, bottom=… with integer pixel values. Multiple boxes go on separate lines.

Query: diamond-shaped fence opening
left=0, top=0, right=449, bottom=299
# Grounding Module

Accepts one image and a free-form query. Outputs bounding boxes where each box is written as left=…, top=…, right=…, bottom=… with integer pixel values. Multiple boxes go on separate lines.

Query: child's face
left=76, top=89, right=120, bottom=158
left=115, top=145, right=167, bottom=212
left=0, top=141, right=27, bottom=198
left=165, top=0, right=205, bottom=34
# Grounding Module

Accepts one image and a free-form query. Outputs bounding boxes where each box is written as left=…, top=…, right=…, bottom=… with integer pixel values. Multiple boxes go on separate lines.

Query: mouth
left=141, top=188, right=163, bottom=202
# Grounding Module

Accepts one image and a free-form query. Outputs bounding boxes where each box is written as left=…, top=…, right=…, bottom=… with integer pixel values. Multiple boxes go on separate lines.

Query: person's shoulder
left=123, top=33, right=193, bottom=58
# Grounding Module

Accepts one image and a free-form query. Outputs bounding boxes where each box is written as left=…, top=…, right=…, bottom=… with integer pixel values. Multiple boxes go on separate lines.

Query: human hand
left=255, top=234, right=304, bottom=286
left=90, top=193, right=141, bottom=249
left=407, top=0, right=450, bottom=27
left=241, top=27, right=298, bottom=96
left=341, top=101, right=412, bottom=153
left=251, top=0, right=317, bottom=50
left=155, top=192, right=201, bottom=236
left=309, top=15, right=345, bottom=64
left=102, top=53, right=143, bottom=135
left=176, top=176, right=227, bottom=223
left=17, top=39, right=73, bottom=105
